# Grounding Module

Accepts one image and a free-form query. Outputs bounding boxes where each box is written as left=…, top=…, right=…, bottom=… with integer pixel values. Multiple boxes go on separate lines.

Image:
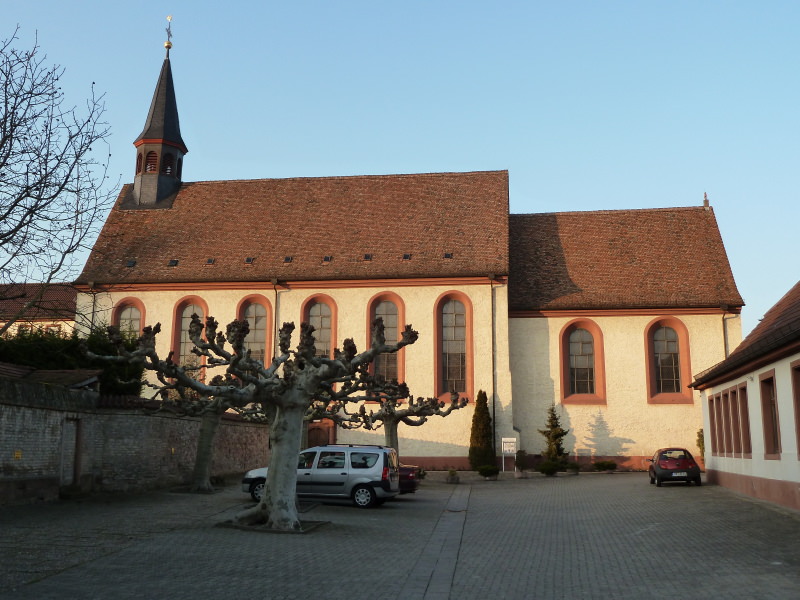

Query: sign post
left=501, top=437, right=517, bottom=472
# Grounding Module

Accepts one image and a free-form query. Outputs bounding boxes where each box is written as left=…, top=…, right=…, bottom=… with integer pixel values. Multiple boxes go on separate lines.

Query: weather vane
left=165, top=15, right=173, bottom=54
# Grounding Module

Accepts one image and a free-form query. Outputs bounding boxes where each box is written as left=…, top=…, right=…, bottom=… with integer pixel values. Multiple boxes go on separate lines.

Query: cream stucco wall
left=509, top=312, right=741, bottom=468
left=700, top=351, right=800, bottom=484
left=76, top=280, right=515, bottom=462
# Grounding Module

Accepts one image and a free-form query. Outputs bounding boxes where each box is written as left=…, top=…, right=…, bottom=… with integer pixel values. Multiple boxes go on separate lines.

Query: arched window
left=305, top=298, right=334, bottom=358
left=653, top=326, right=680, bottom=393
left=373, top=300, right=399, bottom=382
left=161, top=153, right=174, bottom=175
left=435, top=293, right=473, bottom=399
left=172, top=298, right=208, bottom=380
left=242, top=301, right=267, bottom=364
left=560, top=319, right=606, bottom=404
left=136, top=153, right=143, bottom=174
left=569, top=328, right=594, bottom=394
left=177, top=157, right=183, bottom=179
left=645, top=317, right=692, bottom=404
left=145, top=151, right=158, bottom=173
left=117, top=305, right=141, bottom=336
left=112, top=298, right=145, bottom=337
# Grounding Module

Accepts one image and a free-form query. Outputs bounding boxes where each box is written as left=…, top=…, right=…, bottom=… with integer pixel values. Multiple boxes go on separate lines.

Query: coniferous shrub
left=468, top=389, right=496, bottom=470
left=538, top=403, right=569, bottom=464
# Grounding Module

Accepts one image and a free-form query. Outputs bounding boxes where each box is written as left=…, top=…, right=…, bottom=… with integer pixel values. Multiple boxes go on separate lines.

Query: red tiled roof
left=692, top=280, right=800, bottom=387
left=508, top=207, right=743, bottom=312
left=0, top=283, right=78, bottom=321
left=77, top=171, right=510, bottom=285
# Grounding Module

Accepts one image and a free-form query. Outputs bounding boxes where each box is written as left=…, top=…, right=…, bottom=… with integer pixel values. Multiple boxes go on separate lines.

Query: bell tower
left=132, top=16, right=188, bottom=206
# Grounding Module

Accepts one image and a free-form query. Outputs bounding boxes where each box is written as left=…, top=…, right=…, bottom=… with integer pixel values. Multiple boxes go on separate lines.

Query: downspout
left=720, top=305, right=732, bottom=358
left=488, top=273, right=497, bottom=456
left=271, top=278, right=279, bottom=359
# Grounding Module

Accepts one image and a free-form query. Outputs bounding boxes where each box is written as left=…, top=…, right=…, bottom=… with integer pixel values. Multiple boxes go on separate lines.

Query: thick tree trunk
left=191, top=411, right=221, bottom=493
left=383, top=418, right=400, bottom=455
left=235, top=401, right=306, bottom=531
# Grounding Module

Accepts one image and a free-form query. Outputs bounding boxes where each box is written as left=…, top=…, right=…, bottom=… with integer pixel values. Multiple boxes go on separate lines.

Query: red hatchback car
left=648, top=447, right=702, bottom=487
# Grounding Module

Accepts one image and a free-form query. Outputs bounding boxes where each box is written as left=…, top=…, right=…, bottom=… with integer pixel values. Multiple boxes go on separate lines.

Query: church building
left=75, top=42, right=744, bottom=470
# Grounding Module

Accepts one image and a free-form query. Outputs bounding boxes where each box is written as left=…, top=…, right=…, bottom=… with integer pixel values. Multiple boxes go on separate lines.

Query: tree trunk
left=236, top=402, right=305, bottom=531
left=191, top=411, right=221, bottom=493
left=383, top=417, right=400, bottom=455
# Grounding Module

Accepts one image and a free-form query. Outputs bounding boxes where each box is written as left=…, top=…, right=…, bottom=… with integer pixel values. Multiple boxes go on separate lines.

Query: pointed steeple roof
left=134, top=51, right=187, bottom=153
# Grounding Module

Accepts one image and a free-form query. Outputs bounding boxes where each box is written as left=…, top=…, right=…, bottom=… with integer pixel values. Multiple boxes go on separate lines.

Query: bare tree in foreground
left=0, top=27, right=114, bottom=333
left=90, top=315, right=418, bottom=531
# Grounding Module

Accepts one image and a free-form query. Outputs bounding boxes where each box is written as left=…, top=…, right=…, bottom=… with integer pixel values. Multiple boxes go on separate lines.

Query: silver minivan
left=242, top=444, right=400, bottom=508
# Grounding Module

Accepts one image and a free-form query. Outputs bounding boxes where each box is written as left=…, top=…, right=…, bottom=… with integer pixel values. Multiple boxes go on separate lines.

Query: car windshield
left=660, top=450, right=690, bottom=461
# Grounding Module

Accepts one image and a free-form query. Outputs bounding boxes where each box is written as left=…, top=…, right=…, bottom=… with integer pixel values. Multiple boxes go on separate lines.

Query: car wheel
left=694, top=477, right=702, bottom=486
left=649, top=473, right=655, bottom=485
left=655, top=477, right=662, bottom=487
left=249, top=479, right=265, bottom=502
left=352, top=484, right=376, bottom=508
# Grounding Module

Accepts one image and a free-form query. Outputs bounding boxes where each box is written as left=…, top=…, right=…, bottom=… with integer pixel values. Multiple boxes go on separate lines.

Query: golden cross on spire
left=165, top=15, right=173, bottom=54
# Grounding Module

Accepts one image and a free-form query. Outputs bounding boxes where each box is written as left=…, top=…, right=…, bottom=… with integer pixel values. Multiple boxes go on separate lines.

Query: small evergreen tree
left=538, top=404, right=569, bottom=463
left=468, top=389, right=496, bottom=469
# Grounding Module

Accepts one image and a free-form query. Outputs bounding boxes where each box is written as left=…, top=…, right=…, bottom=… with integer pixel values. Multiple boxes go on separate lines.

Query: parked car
left=241, top=444, right=400, bottom=508
left=399, top=464, right=421, bottom=494
left=647, top=447, right=702, bottom=486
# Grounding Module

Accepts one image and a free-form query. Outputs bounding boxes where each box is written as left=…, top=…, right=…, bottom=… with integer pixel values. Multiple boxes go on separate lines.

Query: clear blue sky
left=6, top=1, right=798, bottom=336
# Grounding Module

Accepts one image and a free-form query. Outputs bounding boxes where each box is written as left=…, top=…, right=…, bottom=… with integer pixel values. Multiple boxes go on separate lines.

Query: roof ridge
left=177, top=170, right=509, bottom=187
left=511, top=205, right=710, bottom=218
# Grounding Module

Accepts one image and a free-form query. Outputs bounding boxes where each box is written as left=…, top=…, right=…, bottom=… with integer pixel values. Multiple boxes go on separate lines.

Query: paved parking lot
left=2, top=472, right=799, bottom=599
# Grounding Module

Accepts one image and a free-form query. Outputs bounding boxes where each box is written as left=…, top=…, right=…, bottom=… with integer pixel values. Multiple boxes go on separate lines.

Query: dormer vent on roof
left=205, top=258, right=215, bottom=265
left=444, top=252, right=453, bottom=259
left=323, top=255, right=333, bottom=263
left=168, top=259, right=179, bottom=267
left=126, top=260, right=137, bottom=268
left=403, top=253, right=412, bottom=260
left=245, top=257, right=255, bottom=264
left=363, top=253, right=373, bottom=261
left=283, top=256, right=293, bottom=264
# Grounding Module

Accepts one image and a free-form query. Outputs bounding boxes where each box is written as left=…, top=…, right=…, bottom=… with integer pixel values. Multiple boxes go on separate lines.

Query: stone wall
left=0, top=378, right=269, bottom=505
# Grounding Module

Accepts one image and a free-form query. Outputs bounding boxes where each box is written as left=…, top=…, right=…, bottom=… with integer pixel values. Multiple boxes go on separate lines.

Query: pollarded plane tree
left=91, top=314, right=418, bottom=531
left=331, top=380, right=468, bottom=456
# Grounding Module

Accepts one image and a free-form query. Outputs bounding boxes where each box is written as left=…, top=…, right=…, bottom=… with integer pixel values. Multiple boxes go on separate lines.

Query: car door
left=296, top=450, right=317, bottom=495
left=310, top=450, right=348, bottom=496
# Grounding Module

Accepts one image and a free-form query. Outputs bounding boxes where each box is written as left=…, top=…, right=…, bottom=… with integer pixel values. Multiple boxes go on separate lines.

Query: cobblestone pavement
left=2, top=472, right=799, bottom=599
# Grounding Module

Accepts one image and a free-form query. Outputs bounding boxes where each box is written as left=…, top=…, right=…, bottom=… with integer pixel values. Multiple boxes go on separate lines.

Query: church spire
left=132, top=16, right=188, bottom=207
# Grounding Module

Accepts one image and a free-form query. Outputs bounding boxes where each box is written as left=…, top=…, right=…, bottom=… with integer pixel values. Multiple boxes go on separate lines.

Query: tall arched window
left=136, top=153, right=143, bottom=174
left=373, top=300, right=398, bottom=382
left=161, top=153, right=174, bottom=175
left=173, top=300, right=207, bottom=380
left=569, top=328, right=594, bottom=394
left=645, top=317, right=692, bottom=404
left=653, top=325, right=680, bottom=393
left=145, top=151, right=158, bottom=173
left=242, top=301, right=267, bottom=364
left=307, top=300, right=332, bottom=358
left=436, top=295, right=472, bottom=398
left=560, top=319, right=606, bottom=404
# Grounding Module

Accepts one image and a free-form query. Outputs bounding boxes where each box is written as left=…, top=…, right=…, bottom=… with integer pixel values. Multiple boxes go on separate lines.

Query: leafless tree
left=89, top=315, right=418, bottom=531
left=336, top=389, right=468, bottom=456
left=0, top=27, right=114, bottom=334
